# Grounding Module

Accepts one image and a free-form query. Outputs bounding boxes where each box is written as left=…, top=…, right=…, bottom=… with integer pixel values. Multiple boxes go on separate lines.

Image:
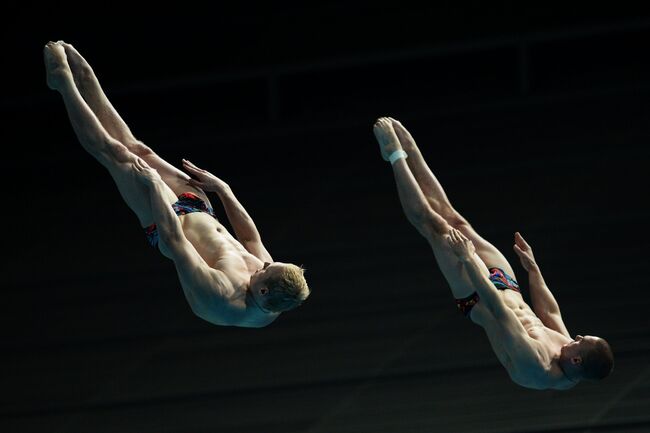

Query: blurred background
left=2, top=3, right=650, bottom=432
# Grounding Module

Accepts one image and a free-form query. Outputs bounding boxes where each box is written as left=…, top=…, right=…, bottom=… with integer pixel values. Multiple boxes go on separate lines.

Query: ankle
left=75, top=65, right=96, bottom=87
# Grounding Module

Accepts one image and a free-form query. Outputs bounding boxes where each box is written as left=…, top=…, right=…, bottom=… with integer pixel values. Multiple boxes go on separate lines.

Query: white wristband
left=388, top=150, right=408, bottom=165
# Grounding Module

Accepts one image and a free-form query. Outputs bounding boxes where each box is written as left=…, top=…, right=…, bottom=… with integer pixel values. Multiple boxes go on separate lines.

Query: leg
left=390, top=118, right=517, bottom=279
left=59, top=42, right=212, bottom=207
left=374, top=118, right=487, bottom=299
left=44, top=42, right=177, bottom=227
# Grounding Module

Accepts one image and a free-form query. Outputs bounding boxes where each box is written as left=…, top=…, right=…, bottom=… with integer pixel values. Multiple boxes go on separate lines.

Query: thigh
left=427, top=233, right=491, bottom=299
left=101, top=148, right=178, bottom=227
left=138, top=148, right=214, bottom=209
left=454, top=222, right=518, bottom=281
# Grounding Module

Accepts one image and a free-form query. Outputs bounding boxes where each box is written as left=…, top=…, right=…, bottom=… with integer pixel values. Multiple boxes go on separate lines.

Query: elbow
left=407, top=210, right=443, bottom=238
left=158, top=225, right=183, bottom=244
left=190, top=303, right=208, bottom=319
left=188, top=296, right=212, bottom=320
left=158, top=232, right=184, bottom=254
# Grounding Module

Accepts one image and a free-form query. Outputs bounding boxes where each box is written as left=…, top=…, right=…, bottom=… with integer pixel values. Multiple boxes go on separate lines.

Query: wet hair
left=263, top=264, right=310, bottom=313
left=581, top=338, right=614, bottom=380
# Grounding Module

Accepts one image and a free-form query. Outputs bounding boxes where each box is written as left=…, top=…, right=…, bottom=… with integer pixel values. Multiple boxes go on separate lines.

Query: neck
left=558, top=360, right=579, bottom=384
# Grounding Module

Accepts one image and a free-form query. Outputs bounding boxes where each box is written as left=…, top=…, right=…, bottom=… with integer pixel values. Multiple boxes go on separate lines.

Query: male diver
left=44, top=41, right=309, bottom=328
left=373, top=117, right=613, bottom=390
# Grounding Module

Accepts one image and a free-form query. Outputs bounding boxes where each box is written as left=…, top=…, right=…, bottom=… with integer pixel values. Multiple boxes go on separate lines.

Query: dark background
left=3, top=4, right=650, bottom=432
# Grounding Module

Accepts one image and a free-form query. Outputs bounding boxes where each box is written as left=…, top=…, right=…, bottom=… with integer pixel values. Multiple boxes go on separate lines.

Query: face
left=250, top=262, right=285, bottom=299
left=561, top=335, right=600, bottom=364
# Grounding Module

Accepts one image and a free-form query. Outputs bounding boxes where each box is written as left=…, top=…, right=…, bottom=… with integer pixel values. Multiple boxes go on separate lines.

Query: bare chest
left=179, top=213, right=258, bottom=269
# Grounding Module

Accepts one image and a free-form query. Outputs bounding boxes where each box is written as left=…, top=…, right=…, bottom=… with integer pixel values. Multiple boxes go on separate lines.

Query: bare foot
left=389, top=117, right=417, bottom=152
left=58, top=41, right=94, bottom=86
left=43, top=41, right=72, bottom=91
left=373, top=117, right=402, bottom=161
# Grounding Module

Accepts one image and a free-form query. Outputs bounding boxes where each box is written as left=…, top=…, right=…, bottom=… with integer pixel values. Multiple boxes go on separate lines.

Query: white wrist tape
left=388, top=150, right=408, bottom=165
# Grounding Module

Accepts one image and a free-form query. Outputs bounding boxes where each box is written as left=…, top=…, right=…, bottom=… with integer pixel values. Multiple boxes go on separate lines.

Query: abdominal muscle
left=470, top=290, right=547, bottom=384
left=176, top=213, right=253, bottom=269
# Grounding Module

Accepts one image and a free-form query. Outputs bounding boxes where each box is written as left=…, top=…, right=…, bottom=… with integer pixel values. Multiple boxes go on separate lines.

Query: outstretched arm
left=133, top=158, right=240, bottom=322
left=449, top=229, right=542, bottom=363
left=182, top=159, right=272, bottom=262
left=447, top=228, right=510, bottom=315
left=513, top=232, right=570, bottom=337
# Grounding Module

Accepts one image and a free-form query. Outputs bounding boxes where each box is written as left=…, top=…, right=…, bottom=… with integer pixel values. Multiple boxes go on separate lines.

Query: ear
left=571, top=356, right=582, bottom=365
left=260, top=287, right=269, bottom=296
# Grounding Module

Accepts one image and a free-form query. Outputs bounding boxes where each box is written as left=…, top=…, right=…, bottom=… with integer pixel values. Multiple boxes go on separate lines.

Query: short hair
left=264, top=264, right=310, bottom=313
left=581, top=338, right=614, bottom=380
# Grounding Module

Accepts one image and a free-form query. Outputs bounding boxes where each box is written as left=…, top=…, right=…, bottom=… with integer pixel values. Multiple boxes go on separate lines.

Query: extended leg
left=44, top=42, right=176, bottom=227
left=374, top=118, right=449, bottom=237
left=390, top=118, right=516, bottom=279
left=59, top=42, right=211, bottom=206
left=374, top=118, right=486, bottom=298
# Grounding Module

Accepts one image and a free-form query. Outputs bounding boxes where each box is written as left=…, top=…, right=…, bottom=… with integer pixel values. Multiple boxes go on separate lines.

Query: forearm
left=148, top=180, right=185, bottom=243
left=528, top=266, right=560, bottom=315
left=216, top=188, right=261, bottom=243
left=459, top=255, right=502, bottom=308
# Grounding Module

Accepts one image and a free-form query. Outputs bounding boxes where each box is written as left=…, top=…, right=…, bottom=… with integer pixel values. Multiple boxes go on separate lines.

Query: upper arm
left=538, top=311, right=571, bottom=338
left=242, top=239, right=273, bottom=263
left=162, top=235, right=239, bottom=317
left=529, top=281, right=571, bottom=337
left=495, top=307, right=545, bottom=369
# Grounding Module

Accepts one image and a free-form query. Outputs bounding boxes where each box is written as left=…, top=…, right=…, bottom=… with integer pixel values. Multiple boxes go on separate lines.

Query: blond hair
left=264, top=264, right=310, bottom=312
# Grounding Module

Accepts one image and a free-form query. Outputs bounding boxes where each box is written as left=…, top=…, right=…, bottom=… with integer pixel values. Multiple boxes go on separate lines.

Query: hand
left=447, top=228, right=476, bottom=260
left=513, top=231, right=538, bottom=272
left=133, top=157, right=162, bottom=186
left=182, top=159, right=230, bottom=194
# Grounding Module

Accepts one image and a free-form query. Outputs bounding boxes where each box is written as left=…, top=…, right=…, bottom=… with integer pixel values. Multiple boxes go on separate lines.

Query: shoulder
left=205, top=284, right=280, bottom=328
left=212, top=300, right=279, bottom=328
left=531, top=354, right=577, bottom=391
left=551, top=379, right=577, bottom=391
left=239, top=310, right=280, bottom=328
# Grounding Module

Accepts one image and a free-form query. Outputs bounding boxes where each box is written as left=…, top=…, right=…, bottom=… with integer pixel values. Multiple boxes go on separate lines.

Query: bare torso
left=158, top=211, right=277, bottom=328
left=469, top=289, right=575, bottom=390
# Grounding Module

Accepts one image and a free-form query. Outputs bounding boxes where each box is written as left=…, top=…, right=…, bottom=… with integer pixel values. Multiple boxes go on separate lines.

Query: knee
left=409, top=210, right=451, bottom=238
left=445, top=211, right=471, bottom=230
left=102, top=137, right=132, bottom=163
left=127, top=140, right=154, bottom=158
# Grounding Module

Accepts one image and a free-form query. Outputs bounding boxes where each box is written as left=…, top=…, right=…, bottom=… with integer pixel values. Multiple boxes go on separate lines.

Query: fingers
left=449, top=228, right=469, bottom=242
left=186, top=178, right=204, bottom=188
left=447, top=229, right=456, bottom=246
left=182, top=159, right=205, bottom=173
left=448, top=228, right=468, bottom=245
left=449, top=228, right=458, bottom=244
left=514, top=231, right=524, bottom=248
left=182, top=159, right=197, bottom=170
left=513, top=244, right=523, bottom=255
left=134, top=157, right=147, bottom=171
left=514, top=231, right=531, bottom=250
